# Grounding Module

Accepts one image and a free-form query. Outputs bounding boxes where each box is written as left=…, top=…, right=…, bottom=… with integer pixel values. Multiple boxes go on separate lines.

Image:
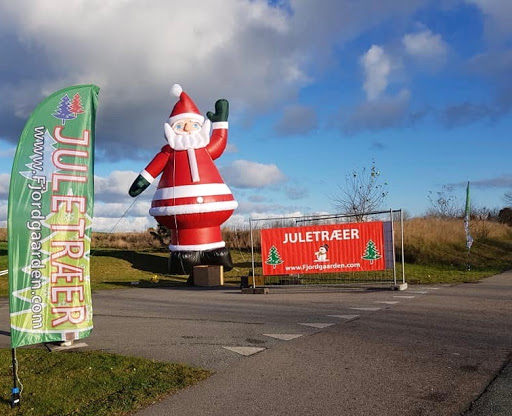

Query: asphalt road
left=0, top=271, right=510, bottom=415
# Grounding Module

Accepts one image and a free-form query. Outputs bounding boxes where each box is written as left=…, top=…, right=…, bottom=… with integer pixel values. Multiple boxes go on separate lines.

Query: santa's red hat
left=169, top=84, right=205, bottom=125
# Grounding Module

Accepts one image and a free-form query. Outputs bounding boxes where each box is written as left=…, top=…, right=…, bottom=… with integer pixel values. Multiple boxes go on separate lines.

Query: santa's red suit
left=141, top=124, right=238, bottom=251
left=136, top=85, right=238, bottom=252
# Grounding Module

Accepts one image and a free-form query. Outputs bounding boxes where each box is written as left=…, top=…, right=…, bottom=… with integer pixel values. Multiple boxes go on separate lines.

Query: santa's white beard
left=164, top=119, right=211, bottom=150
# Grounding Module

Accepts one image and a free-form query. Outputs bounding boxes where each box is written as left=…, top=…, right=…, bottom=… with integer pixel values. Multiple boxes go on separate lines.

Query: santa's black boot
left=200, top=247, right=234, bottom=271
left=168, top=250, right=201, bottom=275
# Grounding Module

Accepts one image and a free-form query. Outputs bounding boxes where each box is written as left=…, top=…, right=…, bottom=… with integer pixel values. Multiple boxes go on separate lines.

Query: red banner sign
left=261, top=222, right=386, bottom=276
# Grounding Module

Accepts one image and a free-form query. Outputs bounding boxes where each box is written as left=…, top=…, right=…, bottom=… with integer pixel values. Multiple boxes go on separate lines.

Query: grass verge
left=0, top=243, right=250, bottom=297
left=0, top=348, right=211, bottom=416
left=402, top=263, right=503, bottom=284
left=1, top=242, right=511, bottom=295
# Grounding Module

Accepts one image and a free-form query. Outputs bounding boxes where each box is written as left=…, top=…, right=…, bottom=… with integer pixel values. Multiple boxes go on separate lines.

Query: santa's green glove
left=206, top=99, right=229, bottom=123
left=129, top=175, right=150, bottom=197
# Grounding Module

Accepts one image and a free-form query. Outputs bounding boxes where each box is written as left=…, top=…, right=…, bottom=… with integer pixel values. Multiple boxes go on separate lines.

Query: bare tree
left=498, top=207, right=512, bottom=226
left=504, top=191, right=512, bottom=207
left=426, top=185, right=462, bottom=218
left=330, top=160, right=388, bottom=221
left=149, top=225, right=170, bottom=249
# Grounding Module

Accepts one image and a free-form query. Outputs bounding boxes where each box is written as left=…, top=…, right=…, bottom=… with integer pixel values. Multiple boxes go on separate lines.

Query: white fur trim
left=187, top=148, right=200, bottom=182
left=154, top=183, right=233, bottom=200
left=164, top=122, right=174, bottom=144
left=154, top=184, right=233, bottom=200
left=149, top=200, right=238, bottom=216
left=140, top=170, right=154, bottom=183
left=212, top=121, right=228, bottom=130
left=171, top=84, right=182, bottom=97
left=169, top=241, right=225, bottom=251
left=169, top=112, right=205, bottom=125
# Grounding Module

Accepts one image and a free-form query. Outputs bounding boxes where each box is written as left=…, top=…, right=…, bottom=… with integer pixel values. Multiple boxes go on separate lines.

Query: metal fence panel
left=248, top=209, right=405, bottom=289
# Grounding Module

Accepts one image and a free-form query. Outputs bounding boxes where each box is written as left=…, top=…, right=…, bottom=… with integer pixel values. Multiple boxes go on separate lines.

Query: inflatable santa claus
left=129, top=84, right=238, bottom=274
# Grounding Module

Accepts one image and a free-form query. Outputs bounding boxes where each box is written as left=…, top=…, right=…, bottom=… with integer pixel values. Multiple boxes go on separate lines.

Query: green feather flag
left=8, top=85, right=99, bottom=348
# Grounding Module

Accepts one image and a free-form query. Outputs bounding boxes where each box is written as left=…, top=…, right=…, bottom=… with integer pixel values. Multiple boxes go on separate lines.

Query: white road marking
left=350, top=307, right=381, bottom=311
left=327, top=314, right=360, bottom=321
left=299, top=323, right=335, bottom=329
left=222, top=346, right=266, bottom=356
left=393, top=295, right=415, bottom=299
left=263, top=334, right=303, bottom=341
left=375, top=301, right=399, bottom=305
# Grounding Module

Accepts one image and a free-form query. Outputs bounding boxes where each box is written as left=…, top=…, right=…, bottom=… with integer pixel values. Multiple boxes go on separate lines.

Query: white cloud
left=0, top=202, right=6, bottom=223
left=234, top=200, right=289, bottom=215
left=0, top=1, right=434, bottom=158
left=0, top=170, right=143, bottom=208
left=223, top=214, right=252, bottom=229
left=248, top=194, right=268, bottom=203
left=466, top=0, right=512, bottom=42
left=0, top=147, right=15, bottom=158
left=275, top=105, right=318, bottom=136
left=0, top=1, right=308, bottom=153
left=94, top=200, right=151, bottom=219
left=285, top=185, right=308, bottom=200
left=361, top=45, right=393, bottom=101
left=403, top=29, right=448, bottom=62
left=225, top=210, right=308, bottom=229
left=0, top=173, right=10, bottom=198
left=93, top=215, right=155, bottom=233
left=225, top=143, right=238, bottom=153
left=94, top=170, right=141, bottom=203
left=220, top=160, right=287, bottom=188
left=248, top=210, right=305, bottom=221
left=345, top=89, right=411, bottom=133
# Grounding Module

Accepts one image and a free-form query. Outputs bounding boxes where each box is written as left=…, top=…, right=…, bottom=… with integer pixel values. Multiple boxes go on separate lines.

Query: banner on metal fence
left=8, top=85, right=99, bottom=348
left=261, top=222, right=386, bottom=276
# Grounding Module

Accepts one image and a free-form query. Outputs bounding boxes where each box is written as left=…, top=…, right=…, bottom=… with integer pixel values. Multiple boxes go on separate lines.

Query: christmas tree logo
left=52, top=94, right=78, bottom=125
left=265, top=245, right=284, bottom=269
left=69, top=93, right=85, bottom=116
left=361, top=239, right=381, bottom=264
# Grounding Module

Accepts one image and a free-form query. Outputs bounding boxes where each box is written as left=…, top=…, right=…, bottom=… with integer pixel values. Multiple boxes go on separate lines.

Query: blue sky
left=0, top=0, right=511, bottom=231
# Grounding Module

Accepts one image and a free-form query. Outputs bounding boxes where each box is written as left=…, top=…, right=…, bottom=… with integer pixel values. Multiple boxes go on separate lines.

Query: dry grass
left=2, top=217, right=511, bottom=272
left=226, top=217, right=512, bottom=273
left=0, top=228, right=164, bottom=250
left=401, top=217, right=512, bottom=270
left=222, top=228, right=255, bottom=250
left=2, top=218, right=512, bottom=252
left=403, top=217, right=464, bottom=245
left=1, top=218, right=512, bottom=288
left=92, top=230, right=165, bottom=251
left=403, top=217, right=512, bottom=245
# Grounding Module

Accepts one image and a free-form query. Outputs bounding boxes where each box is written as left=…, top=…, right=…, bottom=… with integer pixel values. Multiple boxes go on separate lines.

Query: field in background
left=223, top=217, right=512, bottom=284
left=1, top=217, right=512, bottom=293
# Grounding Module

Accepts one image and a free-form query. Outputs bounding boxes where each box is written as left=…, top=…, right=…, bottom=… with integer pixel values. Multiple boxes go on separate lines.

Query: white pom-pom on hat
left=171, top=84, right=183, bottom=97
left=168, top=84, right=204, bottom=124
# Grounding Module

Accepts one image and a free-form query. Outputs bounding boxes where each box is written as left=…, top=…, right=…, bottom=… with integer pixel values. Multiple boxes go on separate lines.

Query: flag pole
left=10, top=348, right=20, bottom=408
left=466, top=246, right=471, bottom=271
left=464, top=181, right=473, bottom=271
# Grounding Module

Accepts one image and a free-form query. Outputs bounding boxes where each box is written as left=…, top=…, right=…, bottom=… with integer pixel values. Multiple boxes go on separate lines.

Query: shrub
left=498, top=207, right=512, bottom=226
